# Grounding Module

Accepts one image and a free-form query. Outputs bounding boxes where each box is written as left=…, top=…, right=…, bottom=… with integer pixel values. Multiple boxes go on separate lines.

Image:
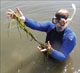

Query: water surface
left=1, top=1, right=80, bottom=73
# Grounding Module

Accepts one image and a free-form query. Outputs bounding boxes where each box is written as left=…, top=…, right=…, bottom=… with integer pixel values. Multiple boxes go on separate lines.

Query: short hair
left=55, top=9, right=69, bottom=20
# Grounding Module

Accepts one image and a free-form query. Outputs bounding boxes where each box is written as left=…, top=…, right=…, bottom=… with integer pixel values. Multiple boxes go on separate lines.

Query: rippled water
left=1, top=1, right=80, bottom=73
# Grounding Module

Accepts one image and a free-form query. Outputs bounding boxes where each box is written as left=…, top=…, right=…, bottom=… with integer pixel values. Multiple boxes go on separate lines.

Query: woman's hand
left=37, top=41, right=53, bottom=54
left=7, top=8, right=25, bottom=22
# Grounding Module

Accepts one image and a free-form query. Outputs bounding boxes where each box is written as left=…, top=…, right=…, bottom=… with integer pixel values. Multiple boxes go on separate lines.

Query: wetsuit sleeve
left=51, top=34, right=76, bottom=61
left=24, top=17, right=53, bottom=32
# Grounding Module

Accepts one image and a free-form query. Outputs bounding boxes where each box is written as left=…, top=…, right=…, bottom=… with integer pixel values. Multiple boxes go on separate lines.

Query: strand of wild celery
left=9, top=11, right=47, bottom=49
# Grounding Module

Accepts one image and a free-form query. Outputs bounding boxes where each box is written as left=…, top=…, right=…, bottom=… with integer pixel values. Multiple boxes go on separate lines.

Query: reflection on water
left=1, top=1, right=80, bottom=73
left=13, top=53, right=76, bottom=73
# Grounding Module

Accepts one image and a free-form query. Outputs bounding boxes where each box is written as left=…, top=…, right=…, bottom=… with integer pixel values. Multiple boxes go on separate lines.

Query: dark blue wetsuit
left=24, top=17, right=76, bottom=61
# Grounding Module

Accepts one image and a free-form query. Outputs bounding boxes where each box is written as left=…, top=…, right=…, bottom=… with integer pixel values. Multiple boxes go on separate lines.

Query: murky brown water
left=1, top=1, right=80, bottom=73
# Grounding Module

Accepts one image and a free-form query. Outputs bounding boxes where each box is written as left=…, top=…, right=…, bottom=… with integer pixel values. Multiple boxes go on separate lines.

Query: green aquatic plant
left=7, top=10, right=48, bottom=49
left=7, top=11, right=49, bottom=61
